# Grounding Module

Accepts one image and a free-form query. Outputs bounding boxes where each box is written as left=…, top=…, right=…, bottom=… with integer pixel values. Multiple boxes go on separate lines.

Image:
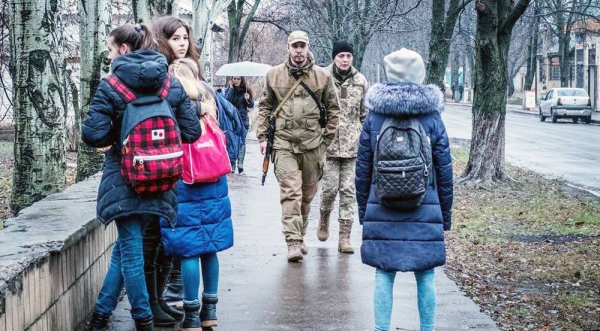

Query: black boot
left=200, top=297, right=218, bottom=328
left=88, top=311, right=110, bottom=331
left=144, top=271, right=177, bottom=327
left=181, top=302, right=201, bottom=331
left=156, top=266, right=184, bottom=320
left=163, top=267, right=183, bottom=302
left=134, top=315, right=155, bottom=331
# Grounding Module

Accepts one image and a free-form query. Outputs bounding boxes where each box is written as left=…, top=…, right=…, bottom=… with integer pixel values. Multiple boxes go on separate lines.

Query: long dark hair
left=151, top=16, right=201, bottom=65
left=109, top=22, right=154, bottom=51
left=231, top=76, right=253, bottom=99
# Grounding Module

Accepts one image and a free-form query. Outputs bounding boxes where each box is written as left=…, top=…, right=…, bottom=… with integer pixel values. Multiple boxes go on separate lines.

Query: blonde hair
left=168, top=58, right=217, bottom=119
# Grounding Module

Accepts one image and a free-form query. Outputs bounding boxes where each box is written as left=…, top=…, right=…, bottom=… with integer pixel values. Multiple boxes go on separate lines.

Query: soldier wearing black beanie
left=332, top=41, right=354, bottom=59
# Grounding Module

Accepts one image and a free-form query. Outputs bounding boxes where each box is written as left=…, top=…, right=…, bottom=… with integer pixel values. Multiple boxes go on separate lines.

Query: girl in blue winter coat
left=153, top=18, right=234, bottom=331
left=82, top=23, right=201, bottom=331
left=223, top=76, right=255, bottom=173
left=355, top=48, right=454, bottom=331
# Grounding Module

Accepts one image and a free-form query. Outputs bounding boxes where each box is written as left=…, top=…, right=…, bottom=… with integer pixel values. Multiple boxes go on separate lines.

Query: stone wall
left=0, top=174, right=115, bottom=330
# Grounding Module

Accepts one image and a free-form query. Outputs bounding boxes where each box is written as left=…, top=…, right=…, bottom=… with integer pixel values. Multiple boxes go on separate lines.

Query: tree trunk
left=227, top=0, right=260, bottom=64
left=7, top=0, right=68, bottom=215
left=558, top=34, right=571, bottom=87
left=76, top=0, right=111, bottom=182
left=132, top=0, right=174, bottom=23
left=461, top=0, right=530, bottom=184
left=228, top=2, right=242, bottom=63
left=194, top=0, right=232, bottom=84
left=523, top=33, right=538, bottom=90
left=425, top=0, right=467, bottom=88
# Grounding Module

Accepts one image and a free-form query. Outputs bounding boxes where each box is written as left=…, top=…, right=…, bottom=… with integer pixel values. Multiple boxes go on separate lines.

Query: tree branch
left=499, top=0, right=532, bottom=34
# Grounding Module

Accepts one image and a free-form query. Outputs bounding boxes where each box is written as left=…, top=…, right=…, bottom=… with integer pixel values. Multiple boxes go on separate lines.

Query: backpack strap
left=105, top=75, right=136, bottom=102
left=105, top=74, right=172, bottom=102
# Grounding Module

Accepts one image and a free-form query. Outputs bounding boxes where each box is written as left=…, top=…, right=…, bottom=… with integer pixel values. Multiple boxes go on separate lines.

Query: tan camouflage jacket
left=325, top=64, right=368, bottom=158
left=257, top=53, right=340, bottom=153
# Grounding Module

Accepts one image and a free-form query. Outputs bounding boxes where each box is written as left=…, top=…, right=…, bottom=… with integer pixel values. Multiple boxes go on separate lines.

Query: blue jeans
left=181, top=253, right=219, bottom=303
left=374, top=268, right=436, bottom=331
left=94, top=216, right=153, bottom=319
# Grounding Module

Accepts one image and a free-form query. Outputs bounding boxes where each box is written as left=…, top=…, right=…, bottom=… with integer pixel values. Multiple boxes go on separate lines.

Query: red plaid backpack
left=106, top=74, right=183, bottom=195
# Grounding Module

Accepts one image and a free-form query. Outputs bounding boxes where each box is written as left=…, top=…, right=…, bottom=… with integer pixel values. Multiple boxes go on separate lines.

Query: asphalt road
left=442, top=104, right=600, bottom=195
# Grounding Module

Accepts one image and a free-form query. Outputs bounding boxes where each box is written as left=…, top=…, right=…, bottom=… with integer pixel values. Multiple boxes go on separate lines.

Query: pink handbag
left=182, top=115, right=231, bottom=184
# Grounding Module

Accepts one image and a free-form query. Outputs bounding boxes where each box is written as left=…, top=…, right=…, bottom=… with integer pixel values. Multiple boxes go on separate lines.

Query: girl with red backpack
left=151, top=16, right=234, bottom=331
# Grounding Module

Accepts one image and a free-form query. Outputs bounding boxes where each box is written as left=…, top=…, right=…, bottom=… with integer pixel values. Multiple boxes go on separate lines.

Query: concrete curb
left=445, top=101, right=600, bottom=124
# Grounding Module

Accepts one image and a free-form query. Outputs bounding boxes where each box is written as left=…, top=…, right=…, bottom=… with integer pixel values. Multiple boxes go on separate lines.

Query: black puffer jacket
left=82, top=49, right=201, bottom=225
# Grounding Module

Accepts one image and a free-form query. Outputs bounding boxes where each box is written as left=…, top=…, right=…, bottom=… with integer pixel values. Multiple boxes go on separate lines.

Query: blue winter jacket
left=214, top=92, right=247, bottom=162
left=81, top=50, right=201, bottom=226
left=160, top=177, right=234, bottom=257
left=355, top=82, right=453, bottom=272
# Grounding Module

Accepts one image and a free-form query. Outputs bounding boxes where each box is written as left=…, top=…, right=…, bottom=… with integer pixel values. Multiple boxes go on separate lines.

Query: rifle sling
left=273, top=78, right=304, bottom=118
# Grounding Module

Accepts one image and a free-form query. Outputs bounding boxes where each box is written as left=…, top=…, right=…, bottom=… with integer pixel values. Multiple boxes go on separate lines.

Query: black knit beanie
left=332, top=41, right=354, bottom=59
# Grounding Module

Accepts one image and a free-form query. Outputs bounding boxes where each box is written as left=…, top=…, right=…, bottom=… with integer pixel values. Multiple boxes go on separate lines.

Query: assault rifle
left=261, top=113, right=276, bottom=186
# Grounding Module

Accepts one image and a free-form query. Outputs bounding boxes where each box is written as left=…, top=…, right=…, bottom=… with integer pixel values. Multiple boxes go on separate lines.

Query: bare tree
left=254, top=0, right=423, bottom=69
left=425, top=0, right=472, bottom=88
left=460, top=0, right=531, bottom=184
left=228, top=0, right=261, bottom=63
left=76, top=0, right=112, bottom=181
left=132, top=0, right=175, bottom=22
left=193, top=0, right=232, bottom=84
left=0, top=0, right=13, bottom=124
left=7, top=0, right=68, bottom=214
left=540, top=0, right=599, bottom=87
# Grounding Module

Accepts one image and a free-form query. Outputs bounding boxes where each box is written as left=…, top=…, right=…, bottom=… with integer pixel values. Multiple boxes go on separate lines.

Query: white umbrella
left=215, top=61, right=272, bottom=77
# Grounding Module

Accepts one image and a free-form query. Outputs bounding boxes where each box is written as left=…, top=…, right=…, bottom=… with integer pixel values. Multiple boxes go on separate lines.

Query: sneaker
left=238, top=167, right=244, bottom=174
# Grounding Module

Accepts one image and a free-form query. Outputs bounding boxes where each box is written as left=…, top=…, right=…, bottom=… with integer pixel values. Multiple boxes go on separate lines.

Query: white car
left=539, top=88, right=593, bottom=123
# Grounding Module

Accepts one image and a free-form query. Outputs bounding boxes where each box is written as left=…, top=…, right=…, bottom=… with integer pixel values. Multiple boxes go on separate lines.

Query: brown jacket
left=257, top=53, right=340, bottom=153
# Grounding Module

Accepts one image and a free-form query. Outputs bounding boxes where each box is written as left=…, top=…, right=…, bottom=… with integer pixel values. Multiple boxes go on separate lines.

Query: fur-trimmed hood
left=365, top=82, right=444, bottom=117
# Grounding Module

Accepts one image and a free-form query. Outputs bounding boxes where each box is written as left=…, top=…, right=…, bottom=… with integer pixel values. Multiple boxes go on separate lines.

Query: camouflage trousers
left=319, top=157, right=357, bottom=222
left=274, top=145, right=325, bottom=242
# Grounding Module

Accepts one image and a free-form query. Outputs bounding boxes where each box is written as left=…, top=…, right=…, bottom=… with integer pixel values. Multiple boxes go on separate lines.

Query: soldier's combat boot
left=287, top=241, right=303, bottom=262
left=317, top=209, right=331, bottom=242
left=299, top=241, right=308, bottom=255
left=338, top=219, right=355, bottom=254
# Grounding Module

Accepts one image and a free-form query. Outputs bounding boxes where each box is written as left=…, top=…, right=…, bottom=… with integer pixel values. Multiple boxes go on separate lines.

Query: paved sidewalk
left=101, top=135, right=499, bottom=331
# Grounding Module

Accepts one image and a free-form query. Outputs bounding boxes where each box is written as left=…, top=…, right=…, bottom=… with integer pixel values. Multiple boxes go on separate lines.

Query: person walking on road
left=223, top=76, right=255, bottom=173
left=82, top=22, right=201, bottom=331
left=318, top=41, right=368, bottom=254
left=355, top=48, right=454, bottom=331
left=256, top=30, right=340, bottom=262
left=161, top=57, right=234, bottom=331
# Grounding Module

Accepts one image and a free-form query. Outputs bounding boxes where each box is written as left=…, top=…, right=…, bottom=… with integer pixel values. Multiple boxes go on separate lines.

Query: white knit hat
left=384, top=48, right=426, bottom=84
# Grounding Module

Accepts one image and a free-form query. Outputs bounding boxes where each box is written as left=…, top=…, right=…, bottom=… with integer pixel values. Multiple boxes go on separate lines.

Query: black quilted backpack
left=374, top=117, right=432, bottom=210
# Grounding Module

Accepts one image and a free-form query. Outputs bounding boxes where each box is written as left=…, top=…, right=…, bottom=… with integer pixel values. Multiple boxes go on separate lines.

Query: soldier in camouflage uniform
left=257, top=31, right=340, bottom=262
left=318, top=41, right=368, bottom=253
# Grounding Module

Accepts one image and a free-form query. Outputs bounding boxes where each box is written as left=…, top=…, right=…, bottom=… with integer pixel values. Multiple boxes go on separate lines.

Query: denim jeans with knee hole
left=94, top=216, right=153, bottom=320
left=181, top=253, right=219, bottom=304
left=374, top=268, right=436, bottom=331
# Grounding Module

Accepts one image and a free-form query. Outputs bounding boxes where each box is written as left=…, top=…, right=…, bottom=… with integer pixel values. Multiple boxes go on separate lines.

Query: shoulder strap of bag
left=106, top=74, right=171, bottom=103
left=290, top=71, right=328, bottom=128
left=273, top=78, right=303, bottom=118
